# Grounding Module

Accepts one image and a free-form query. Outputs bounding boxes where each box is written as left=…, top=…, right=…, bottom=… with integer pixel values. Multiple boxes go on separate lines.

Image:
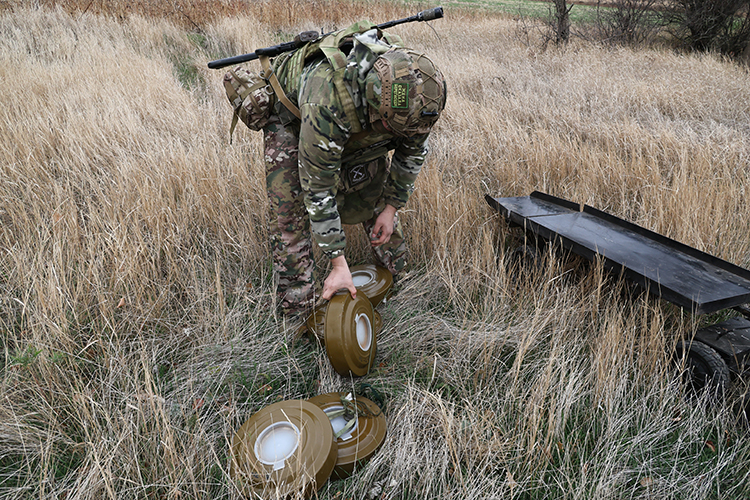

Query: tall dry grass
left=1, top=2, right=750, bottom=499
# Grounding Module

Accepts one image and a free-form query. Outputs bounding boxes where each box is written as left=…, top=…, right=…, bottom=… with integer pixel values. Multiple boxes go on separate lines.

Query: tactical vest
left=260, top=21, right=402, bottom=134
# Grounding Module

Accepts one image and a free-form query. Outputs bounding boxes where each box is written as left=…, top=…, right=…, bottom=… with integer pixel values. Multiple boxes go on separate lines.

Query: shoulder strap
left=259, top=55, right=301, bottom=119
left=264, top=21, right=384, bottom=132
left=316, top=21, right=378, bottom=134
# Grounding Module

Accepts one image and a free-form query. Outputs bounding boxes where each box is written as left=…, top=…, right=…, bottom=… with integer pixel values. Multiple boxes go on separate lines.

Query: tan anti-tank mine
left=323, top=291, right=378, bottom=377
left=305, top=303, right=382, bottom=344
left=230, top=400, right=337, bottom=498
left=308, top=392, right=387, bottom=479
left=349, top=264, right=393, bottom=307
left=304, top=264, right=390, bottom=343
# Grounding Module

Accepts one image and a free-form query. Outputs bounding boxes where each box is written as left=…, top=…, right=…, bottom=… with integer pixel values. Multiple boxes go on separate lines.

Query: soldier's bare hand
left=322, top=256, right=357, bottom=300
left=370, top=205, right=397, bottom=247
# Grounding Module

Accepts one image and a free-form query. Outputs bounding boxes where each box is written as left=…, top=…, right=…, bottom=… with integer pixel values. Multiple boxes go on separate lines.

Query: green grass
left=399, top=0, right=606, bottom=23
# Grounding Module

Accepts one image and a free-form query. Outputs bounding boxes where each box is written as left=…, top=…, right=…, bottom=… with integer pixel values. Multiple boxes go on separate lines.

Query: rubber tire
left=736, top=391, right=750, bottom=427
left=508, top=243, right=544, bottom=280
left=673, top=340, right=730, bottom=398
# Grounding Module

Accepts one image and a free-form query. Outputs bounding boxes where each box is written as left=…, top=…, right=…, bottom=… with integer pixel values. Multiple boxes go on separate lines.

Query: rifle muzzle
left=418, top=7, right=443, bottom=22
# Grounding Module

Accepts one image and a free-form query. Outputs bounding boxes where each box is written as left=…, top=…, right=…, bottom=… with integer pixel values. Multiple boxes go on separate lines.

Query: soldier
left=261, top=24, right=446, bottom=316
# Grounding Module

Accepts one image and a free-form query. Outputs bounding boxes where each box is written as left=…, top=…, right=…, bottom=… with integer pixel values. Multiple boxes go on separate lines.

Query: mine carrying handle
left=207, top=6, right=444, bottom=70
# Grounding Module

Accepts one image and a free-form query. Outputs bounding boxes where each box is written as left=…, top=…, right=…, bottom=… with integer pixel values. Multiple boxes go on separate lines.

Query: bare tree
left=512, top=1, right=574, bottom=50
left=552, top=0, right=573, bottom=44
left=595, top=0, right=663, bottom=46
left=660, top=0, right=750, bottom=55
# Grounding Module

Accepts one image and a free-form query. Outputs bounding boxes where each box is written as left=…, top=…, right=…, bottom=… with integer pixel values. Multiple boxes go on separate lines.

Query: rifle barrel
left=207, top=51, right=258, bottom=69
left=207, top=6, right=444, bottom=70
left=377, top=7, right=443, bottom=30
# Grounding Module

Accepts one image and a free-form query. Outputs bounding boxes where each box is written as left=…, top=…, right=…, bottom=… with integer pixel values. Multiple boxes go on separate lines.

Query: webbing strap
left=257, top=21, right=384, bottom=134
left=317, top=22, right=378, bottom=135
left=226, top=69, right=269, bottom=144
left=326, top=408, right=358, bottom=439
left=337, top=76, right=362, bottom=133
left=259, top=55, right=300, bottom=119
left=229, top=113, right=239, bottom=144
left=320, top=44, right=363, bottom=135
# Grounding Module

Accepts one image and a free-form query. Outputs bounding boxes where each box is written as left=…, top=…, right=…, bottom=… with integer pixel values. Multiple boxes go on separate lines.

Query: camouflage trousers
left=264, top=117, right=407, bottom=316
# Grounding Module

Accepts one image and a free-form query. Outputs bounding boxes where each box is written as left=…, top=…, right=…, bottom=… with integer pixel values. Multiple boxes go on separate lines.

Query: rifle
left=207, top=6, right=444, bottom=70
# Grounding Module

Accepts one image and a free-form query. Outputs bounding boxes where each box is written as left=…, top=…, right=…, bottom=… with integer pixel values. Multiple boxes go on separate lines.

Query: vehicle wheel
left=673, top=340, right=730, bottom=398
left=736, top=391, right=750, bottom=427
left=508, top=243, right=544, bottom=278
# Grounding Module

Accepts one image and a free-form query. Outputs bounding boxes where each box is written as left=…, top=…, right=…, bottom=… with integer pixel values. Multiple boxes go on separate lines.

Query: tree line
left=546, top=0, right=750, bottom=60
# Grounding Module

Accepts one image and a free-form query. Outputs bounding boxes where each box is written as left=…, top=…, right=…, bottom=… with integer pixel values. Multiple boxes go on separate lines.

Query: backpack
left=223, top=21, right=402, bottom=139
left=223, top=66, right=275, bottom=142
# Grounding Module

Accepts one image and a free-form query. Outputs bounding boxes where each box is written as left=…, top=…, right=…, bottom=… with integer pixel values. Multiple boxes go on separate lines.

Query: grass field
left=2, top=1, right=750, bottom=499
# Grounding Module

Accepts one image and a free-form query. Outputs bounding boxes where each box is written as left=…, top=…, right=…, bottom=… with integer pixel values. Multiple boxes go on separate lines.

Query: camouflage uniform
left=264, top=29, right=430, bottom=315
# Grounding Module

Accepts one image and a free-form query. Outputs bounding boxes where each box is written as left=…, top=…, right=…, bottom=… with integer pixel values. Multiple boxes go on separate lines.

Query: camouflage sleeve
left=298, top=101, right=351, bottom=260
left=382, top=133, right=429, bottom=210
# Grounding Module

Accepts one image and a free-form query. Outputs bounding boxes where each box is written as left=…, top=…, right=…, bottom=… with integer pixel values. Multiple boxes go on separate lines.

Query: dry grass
left=2, top=1, right=750, bottom=499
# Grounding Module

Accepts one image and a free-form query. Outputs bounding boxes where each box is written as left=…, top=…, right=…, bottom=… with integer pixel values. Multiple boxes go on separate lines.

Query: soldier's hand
left=322, top=256, right=357, bottom=301
left=371, top=205, right=397, bottom=247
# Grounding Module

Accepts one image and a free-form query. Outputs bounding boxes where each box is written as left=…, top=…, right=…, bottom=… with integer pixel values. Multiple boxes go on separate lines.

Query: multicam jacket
left=271, top=28, right=430, bottom=260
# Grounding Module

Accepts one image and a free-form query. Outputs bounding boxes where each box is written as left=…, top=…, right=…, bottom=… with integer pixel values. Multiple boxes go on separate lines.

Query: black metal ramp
left=486, top=191, right=750, bottom=315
